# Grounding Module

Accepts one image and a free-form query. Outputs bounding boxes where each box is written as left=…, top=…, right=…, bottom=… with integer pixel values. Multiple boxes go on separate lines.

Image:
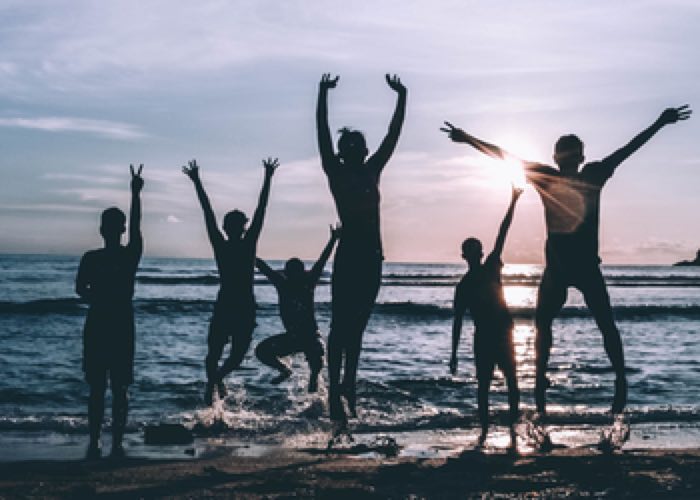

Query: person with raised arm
left=451, top=186, right=522, bottom=449
left=442, top=105, right=692, bottom=417
left=255, top=224, right=341, bottom=392
left=317, top=73, right=407, bottom=430
left=183, top=157, right=279, bottom=405
left=76, top=164, right=144, bottom=459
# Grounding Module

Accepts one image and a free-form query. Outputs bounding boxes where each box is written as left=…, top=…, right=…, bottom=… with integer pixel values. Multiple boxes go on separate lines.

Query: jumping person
left=183, top=158, right=279, bottom=405
left=442, top=105, right=692, bottom=416
left=451, top=186, right=522, bottom=449
left=255, top=224, right=341, bottom=392
left=76, top=164, right=144, bottom=459
left=317, top=73, right=407, bottom=428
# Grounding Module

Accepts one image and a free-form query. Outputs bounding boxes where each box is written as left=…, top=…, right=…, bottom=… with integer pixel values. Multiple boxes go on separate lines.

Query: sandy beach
left=1, top=445, right=699, bottom=499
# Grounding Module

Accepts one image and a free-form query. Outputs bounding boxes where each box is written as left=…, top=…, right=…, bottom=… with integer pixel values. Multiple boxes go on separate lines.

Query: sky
left=0, top=0, right=697, bottom=264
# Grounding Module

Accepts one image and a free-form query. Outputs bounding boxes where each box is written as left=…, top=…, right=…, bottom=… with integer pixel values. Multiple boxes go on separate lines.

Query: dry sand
left=1, top=447, right=698, bottom=498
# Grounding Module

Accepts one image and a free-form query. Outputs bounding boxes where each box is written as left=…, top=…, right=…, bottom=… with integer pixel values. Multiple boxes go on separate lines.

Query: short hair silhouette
left=337, top=127, right=368, bottom=162
left=554, top=134, right=584, bottom=155
left=284, top=257, right=305, bottom=278
left=100, top=207, right=126, bottom=234
left=461, top=237, right=483, bottom=259
left=223, top=209, right=248, bottom=228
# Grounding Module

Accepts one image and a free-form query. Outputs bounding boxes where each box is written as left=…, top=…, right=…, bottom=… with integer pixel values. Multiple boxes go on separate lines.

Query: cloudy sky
left=0, top=0, right=697, bottom=263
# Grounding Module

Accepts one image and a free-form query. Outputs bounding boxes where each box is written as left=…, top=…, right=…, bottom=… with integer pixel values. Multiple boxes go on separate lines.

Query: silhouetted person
left=317, top=73, right=407, bottom=428
left=442, top=105, right=692, bottom=416
left=451, top=186, right=522, bottom=449
left=255, top=225, right=341, bottom=392
left=76, top=164, right=144, bottom=459
left=183, top=158, right=278, bottom=405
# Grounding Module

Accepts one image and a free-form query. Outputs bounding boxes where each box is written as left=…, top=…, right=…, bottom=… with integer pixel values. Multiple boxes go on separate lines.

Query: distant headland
left=674, top=249, right=700, bottom=266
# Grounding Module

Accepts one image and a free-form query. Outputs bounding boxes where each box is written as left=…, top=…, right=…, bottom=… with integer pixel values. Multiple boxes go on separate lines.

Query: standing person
left=255, top=224, right=341, bottom=392
left=451, top=186, right=522, bottom=449
left=76, top=164, right=144, bottom=459
left=183, top=157, right=279, bottom=405
left=317, top=73, right=407, bottom=428
left=442, top=105, right=692, bottom=416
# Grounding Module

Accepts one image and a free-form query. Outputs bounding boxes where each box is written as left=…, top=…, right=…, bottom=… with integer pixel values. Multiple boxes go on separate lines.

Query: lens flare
left=504, top=154, right=527, bottom=189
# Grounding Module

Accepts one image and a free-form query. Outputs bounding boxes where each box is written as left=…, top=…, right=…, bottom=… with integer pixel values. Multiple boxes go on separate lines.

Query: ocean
left=1, top=254, right=699, bottom=459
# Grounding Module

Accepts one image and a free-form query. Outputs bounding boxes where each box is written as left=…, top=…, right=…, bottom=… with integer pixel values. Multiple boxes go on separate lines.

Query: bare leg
left=255, top=335, right=293, bottom=383
left=111, top=385, right=128, bottom=457
left=477, top=373, right=493, bottom=447
left=340, top=325, right=365, bottom=418
left=87, top=380, right=106, bottom=458
left=327, top=327, right=346, bottom=423
left=306, top=337, right=324, bottom=393
left=534, top=270, right=567, bottom=414
left=205, top=321, right=227, bottom=405
left=580, top=270, right=627, bottom=414
left=504, top=368, right=520, bottom=449
left=217, top=328, right=254, bottom=381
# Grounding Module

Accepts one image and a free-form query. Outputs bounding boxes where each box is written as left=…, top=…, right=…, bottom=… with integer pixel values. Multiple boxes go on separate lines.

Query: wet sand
left=1, top=447, right=698, bottom=498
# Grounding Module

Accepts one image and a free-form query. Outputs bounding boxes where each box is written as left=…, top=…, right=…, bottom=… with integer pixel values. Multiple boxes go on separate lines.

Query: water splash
left=523, top=412, right=554, bottom=452
left=598, top=413, right=631, bottom=453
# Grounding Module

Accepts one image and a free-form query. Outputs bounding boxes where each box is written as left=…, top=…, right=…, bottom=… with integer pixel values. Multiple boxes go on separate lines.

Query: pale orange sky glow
left=0, top=0, right=697, bottom=264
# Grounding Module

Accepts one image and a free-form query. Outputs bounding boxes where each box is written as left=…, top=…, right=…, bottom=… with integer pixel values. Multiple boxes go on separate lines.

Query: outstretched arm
left=441, top=122, right=545, bottom=183
left=246, top=158, right=278, bottom=244
left=450, top=289, right=467, bottom=375
left=183, top=159, right=224, bottom=248
left=492, top=186, right=523, bottom=259
left=601, top=105, right=692, bottom=168
left=128, top=164, right=144, bottom=258
left=370, top=74, right=407, bottom=173
left=309, top=224, right=341, bottom=285
left=255, top=257, right=283, bottom=287
left=317, top=73, right=339, bottom=173
left=441, top=122, right=513, bottom=161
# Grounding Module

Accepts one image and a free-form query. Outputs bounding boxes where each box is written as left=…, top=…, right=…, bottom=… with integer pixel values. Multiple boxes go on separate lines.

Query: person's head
left=284, top=257, right=306, bottom=282
left=553, top=134, right=585, bottom=173
left=223, top=210, right=248, bottom=239
left=461, top=237, right=483, bottom=265
left=337, top=127, right=368, bottom=167
left=99, top=207, right=126, bottom=243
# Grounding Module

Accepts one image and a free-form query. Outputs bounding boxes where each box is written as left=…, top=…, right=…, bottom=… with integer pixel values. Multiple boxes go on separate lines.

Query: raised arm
left=450, top=286, right=467, bottom=375
left=492, top=186, right=523, bottom=259
left=246, top=158, right=278, bottom=244
left=183, top=159, right=224, bottom=248
left=128, top=164, right=144, bottom=258
left=255, top=257, right=283, bottom=287
left=309, top=224, right=341, bottom=285
left=601, top=105, right=692, bottom=168
left=317, top=73, right=339, bottom=173
left=369, top=74, right=407, bottom=172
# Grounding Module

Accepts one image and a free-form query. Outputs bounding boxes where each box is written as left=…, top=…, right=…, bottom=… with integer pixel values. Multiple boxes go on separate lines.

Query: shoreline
left=1, top=445, right=699, bottom=498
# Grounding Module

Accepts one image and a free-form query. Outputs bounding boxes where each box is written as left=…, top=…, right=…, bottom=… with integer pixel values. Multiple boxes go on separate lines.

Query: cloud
left=0, top=117, right=146, bottom=140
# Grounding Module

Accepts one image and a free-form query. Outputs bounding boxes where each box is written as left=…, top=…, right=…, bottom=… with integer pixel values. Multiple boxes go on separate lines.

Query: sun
left=482, top=136, right=540, bottom=190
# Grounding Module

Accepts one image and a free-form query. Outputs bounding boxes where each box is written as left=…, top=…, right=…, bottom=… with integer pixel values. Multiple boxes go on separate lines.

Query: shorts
left=474, top=326, right=515, bottom=383
left=82, top=307, right=135, bottom=386
left=208, top=301, right=257, bottom=349
left=330, top=244, right=383, bottom=332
